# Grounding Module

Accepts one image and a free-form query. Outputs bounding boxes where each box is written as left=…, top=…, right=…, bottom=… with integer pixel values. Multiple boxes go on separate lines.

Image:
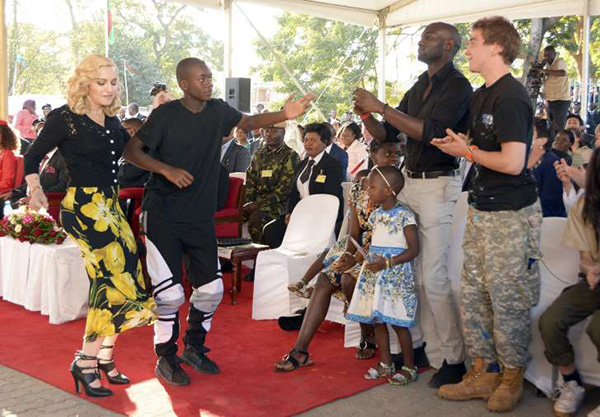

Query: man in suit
left=221, top=131, right=251, bottom=173
left=263, top=122, right=344, bottom=248
left=127, top=102, right=147, bottom=121
left=11, top=148, right=70, bottom=207
left=324, top=122, right=348, bottom=181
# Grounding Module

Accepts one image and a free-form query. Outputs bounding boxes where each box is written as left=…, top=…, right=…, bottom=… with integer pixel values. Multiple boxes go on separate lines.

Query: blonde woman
left=24, top=54, right=156, bottom=397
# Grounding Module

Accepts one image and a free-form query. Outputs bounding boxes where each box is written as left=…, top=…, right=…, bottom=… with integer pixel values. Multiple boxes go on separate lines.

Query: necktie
left=300, top=159, right=314, bottom=183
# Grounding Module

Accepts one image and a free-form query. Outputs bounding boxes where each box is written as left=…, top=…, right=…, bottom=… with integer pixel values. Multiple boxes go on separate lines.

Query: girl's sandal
left=274, top=349, right=314, bottom=373
left=388, top=366, right=418, bottom=386
left=355, top=339, right=377, bottom=360
left=364, top=362, right=395, bottom=380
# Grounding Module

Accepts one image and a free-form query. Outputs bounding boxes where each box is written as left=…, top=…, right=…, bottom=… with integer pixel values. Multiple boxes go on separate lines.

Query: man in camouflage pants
left=431, top=17, right=542, bottom=412
left=243, top=121, right=300, bottom=243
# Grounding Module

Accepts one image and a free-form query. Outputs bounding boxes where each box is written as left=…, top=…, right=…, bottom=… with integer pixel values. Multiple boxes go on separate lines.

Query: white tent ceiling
left=175, top=0, right=600, bottom=27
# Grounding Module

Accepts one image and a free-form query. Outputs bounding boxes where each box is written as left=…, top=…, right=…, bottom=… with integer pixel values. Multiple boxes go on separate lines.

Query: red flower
left=33, top=228, right=43, bottom=237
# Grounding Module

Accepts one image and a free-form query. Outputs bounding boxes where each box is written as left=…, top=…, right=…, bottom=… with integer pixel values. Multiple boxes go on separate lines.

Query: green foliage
left=253, top=13, right=378, bottom=120
left=7, top=0, right=223, bottom=106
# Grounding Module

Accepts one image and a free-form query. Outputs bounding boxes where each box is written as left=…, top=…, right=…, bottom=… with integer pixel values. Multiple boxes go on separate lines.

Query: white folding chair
left=252, top=194, right=339, bottom=320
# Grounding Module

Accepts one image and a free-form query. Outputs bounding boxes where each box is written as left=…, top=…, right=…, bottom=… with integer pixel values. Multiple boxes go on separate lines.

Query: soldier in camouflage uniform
left=432, top=17, right=542, bottom=413
left=243, top=121, right=300, bottom=243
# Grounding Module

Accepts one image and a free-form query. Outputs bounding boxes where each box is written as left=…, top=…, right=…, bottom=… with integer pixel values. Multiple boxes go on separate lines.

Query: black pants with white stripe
left=143, top=212, right=223, bottom=358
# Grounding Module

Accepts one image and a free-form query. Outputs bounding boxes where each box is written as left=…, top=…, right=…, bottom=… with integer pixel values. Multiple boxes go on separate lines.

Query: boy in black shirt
left=124, top=58, right=314, bottom=386
left=431, top=17, right=542, bottom=412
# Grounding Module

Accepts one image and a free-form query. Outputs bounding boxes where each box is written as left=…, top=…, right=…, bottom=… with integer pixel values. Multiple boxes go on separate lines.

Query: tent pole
left=0, top=0, right=8, bottom=120
left=234, top=2, right=325, bottom=119
left=224, top=0, right=233, bottom=79
left=377, top=11, right=387, bottom=102
left=581, top=0, right=590, bottom=120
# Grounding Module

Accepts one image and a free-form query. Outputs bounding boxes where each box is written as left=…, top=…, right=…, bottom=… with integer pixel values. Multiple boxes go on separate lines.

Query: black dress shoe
left=155, top=355, right=190, bottom=386
left=277, top=308, right=306, bottom=331
left=243, top=269, right=255, bottom=282
left=428, top=360, right=466, bottom=388
left=181, top=345, right=220, bottom=374
left=391, top=343, right=430, bottom=370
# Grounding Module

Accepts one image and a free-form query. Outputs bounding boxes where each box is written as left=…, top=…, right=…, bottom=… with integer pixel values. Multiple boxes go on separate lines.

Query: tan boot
left=438, top=357, right=500, bottom=401
left=487, top=367, right=524, bottom=413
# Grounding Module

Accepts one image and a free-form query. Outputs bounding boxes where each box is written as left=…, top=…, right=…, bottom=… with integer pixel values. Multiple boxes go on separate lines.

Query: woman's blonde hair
left=67, top=54, right=122, bottom=117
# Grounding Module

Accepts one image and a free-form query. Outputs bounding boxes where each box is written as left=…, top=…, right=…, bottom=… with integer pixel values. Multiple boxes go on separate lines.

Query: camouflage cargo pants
left=461, top=200, right=542, bottom=368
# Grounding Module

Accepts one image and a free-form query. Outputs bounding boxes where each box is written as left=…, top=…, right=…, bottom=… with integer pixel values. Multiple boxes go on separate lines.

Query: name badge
left=261, top=170, right=273, bottom=178
left=316, top=174, right=326, bottom=183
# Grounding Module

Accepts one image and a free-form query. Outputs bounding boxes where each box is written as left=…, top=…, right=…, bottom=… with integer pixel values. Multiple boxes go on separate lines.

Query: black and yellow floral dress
left=23, top=105, right=156, bottom=341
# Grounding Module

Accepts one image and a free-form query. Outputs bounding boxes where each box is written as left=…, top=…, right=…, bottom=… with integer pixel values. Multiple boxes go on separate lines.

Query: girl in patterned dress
left=346, top=165, right=420, bottom=385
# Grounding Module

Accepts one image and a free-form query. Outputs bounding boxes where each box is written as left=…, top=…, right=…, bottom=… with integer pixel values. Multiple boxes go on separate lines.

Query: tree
left=111, top=0, right=224, bottom=102
left=253, top=13, right=378, bottom=119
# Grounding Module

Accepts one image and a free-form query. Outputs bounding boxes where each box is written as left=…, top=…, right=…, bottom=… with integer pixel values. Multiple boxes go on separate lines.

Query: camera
left=150, top=82, right=167, bottom=97
left=526, top=61, right=546, bottom=101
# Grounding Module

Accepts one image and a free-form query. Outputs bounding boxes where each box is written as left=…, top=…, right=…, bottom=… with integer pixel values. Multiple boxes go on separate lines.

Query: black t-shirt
left=468, top=74, right=537, bottom=211
left=136, top=99, right=242, bottom=222
left=385, top=62, right=472, bottom=172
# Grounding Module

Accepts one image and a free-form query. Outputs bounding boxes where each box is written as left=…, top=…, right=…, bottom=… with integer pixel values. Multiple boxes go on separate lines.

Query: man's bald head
left=176, top=58, right=207, bottom=83
left=427, top=22, right=461, bottom=58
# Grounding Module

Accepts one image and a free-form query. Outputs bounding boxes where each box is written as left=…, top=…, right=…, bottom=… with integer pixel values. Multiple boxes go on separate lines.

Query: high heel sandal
left=70, top=351, right=113, bottom=397
left=97, top=345, right=130, bottom=385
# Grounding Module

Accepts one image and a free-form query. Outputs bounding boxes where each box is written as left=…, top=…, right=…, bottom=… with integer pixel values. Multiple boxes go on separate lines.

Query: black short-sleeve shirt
left=23, top=105, right=128, bottom=187
left=468, top=73, right=537, bottom=211
left=135, top=99, right=242, bottom=222
left=384, top=62, right=472, bottom=172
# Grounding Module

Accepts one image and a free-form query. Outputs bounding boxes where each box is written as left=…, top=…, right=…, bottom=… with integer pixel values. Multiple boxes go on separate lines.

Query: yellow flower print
left=85, top=308, right=115, bottom=337
left=110, top=272, right=137, bottom=300
left=95, top=241, right=126, bottom=276
left=82, top=187, right=97, bottom=194
left=62, top=188, right=76, bottom=211
left=120, top=225, right=137, bottom=253
left=105, top=287, right=126, bottom=306
left=134, top=263, right=146, bottom=288
left=121, top=304, right=157, bottom=331
left=80, top=193, right=119, bottom=235
left=73, top=237, right=100, bottom=278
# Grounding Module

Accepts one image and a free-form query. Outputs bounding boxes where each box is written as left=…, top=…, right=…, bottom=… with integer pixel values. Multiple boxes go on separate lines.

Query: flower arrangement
left=0, top=206, right=67, bottom=245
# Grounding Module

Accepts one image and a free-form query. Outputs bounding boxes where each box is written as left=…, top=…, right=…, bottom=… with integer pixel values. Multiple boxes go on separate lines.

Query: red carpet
left=0, top=275, right=387, bottom=417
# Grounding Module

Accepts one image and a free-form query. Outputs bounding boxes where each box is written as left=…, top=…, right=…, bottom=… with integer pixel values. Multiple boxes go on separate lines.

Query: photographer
left=542, top=45, right=570, bottom=132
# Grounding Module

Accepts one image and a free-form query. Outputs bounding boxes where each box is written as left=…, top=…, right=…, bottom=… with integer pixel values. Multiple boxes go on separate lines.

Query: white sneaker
left=588, top=404, right=600, bottom=417
left=553, top=380, right=585, bottom=415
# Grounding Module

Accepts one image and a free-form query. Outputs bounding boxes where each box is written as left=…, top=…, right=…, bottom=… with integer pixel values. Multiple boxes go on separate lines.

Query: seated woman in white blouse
left=338, top=122, right=368, bottom=180
left=263, top=123, right=344, bottom=248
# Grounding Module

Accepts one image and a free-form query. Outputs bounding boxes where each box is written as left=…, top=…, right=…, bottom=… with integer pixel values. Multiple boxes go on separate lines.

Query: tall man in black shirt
left=124, top=58, right=314, bottom=386
left=353, top=22, right=471, bottom=387
left=432, top=17, right=542, bottom=413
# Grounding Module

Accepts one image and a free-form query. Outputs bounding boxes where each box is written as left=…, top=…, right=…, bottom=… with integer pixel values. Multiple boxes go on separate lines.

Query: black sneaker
left=391, top=343, right=430, bottom=370
left=428, top=360, right=466, bottom=388
left=181, top=345, right=220, bottom=374
left=155, top=355, right=190, bottom=386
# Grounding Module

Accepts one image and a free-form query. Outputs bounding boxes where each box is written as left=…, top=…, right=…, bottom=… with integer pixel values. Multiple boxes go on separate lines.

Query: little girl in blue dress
left=346, top=165, right=420, bottom=385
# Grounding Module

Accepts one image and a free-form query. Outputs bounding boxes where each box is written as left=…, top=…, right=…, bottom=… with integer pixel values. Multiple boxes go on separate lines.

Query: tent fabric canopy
left=175, top=0, right=600, bottom=27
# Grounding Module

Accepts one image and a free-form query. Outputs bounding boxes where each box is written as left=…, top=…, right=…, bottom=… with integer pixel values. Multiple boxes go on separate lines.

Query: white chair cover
left=252, top=194, right=339, bottom=320
left=526, top=217, right=600, bottom=395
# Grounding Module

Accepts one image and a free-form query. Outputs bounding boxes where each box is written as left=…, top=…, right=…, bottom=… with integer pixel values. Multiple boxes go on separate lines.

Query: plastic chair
left=252, top=194, right=339, bottom=320
left=215, top=176, right=245, bottom=238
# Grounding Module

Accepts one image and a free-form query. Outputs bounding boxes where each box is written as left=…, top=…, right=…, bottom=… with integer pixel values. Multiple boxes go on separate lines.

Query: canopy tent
left=176, top=0, right=600, bottom=27
left=0, top=0, right=597, bottom=118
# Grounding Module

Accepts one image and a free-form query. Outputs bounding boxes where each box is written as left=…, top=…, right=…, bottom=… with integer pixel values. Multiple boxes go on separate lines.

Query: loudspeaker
left=225, top=77, right=251, bottom=113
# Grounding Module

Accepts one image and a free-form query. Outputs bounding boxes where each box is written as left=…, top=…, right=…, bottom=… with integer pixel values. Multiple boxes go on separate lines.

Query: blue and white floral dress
left=346, top=203, right=418, bottom=328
